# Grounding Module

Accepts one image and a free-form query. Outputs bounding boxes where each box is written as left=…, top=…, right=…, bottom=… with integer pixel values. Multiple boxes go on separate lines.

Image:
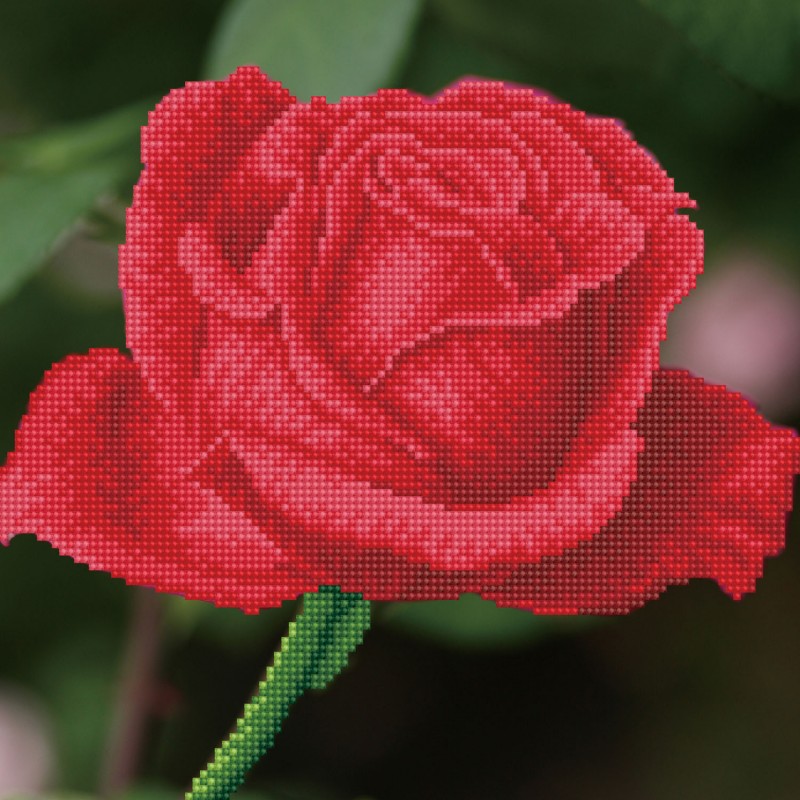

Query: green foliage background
left=0, top=1, right=799, bottom=798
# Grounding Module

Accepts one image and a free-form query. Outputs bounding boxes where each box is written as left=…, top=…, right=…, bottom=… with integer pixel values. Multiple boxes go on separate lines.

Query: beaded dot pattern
left=0, top=67, right=797, bottom=615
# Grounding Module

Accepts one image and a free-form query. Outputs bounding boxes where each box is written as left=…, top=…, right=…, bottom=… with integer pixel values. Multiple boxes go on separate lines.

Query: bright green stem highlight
left=186, top=586, right=371, bottom=800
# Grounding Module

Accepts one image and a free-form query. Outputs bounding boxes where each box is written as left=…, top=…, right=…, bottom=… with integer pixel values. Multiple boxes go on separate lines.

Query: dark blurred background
left=1, top=1, right=800, bottom=798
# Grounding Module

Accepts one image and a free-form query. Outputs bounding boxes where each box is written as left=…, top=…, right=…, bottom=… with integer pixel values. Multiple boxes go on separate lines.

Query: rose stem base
left=185, top=585, right=371, bottom=800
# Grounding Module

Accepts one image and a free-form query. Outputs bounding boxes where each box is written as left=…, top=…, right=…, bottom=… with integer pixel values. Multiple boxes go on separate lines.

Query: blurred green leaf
left=638, top=0, right=800, bottom=101
left=0, top=168, right=118, bottom=301
left=204, top=0, right=424, bottom=100
left=422, top=0, right=770, bottom=255
left=0, top=104, right=144, bottom=302
left=0, top=104, right=146, bottom=174
left=427, top=0, right=755, bottom=136
left=381, top=594, right=603, bottom=651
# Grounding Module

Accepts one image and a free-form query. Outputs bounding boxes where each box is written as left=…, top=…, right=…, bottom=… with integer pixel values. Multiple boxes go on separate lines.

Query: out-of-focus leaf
left=0, top=167, right=120, bottom=301
left=638, top=0, right=800, bottom=101
left=428, top=0, right=754, bottom=138
left=381, top=594, right=603, bottom=651
left=204, top=0, right=424, bottom=100
left=0, top=104, right=144, bottom=302
left=0, top=104, right=146, bottom=174
left=421, top=0, right=763, bottom=255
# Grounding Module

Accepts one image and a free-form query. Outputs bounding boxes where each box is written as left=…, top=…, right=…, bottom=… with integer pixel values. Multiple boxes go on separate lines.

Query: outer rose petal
left=0, top=360, right=795, bottom=615
left=0, top=350, right=316, bottom=611
left=120, top=67, right=296, bottom=447
left=224, top=370, right=796, bottom=611
left=481, top=369, right=800, bottom=613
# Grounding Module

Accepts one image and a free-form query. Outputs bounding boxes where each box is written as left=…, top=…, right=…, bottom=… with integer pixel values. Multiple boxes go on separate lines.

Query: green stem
left=186, top=586, right=371, bottom=800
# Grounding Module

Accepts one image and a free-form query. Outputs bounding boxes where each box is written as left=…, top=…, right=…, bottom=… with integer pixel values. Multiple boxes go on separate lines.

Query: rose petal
left=139, top=66, right=294, bottom=222
left=221, top=369, right=798, bottom=610
left=199, top=311, right=446, bottom=498
left=321, top=218, right=511, bottom=386
left=228, top=419, right=643, bottom=572
left=435, top=80, right=650, bottom=262
left=121, top=67, right=296, bottom=435
left=177, top=224, right=277, bottom=319
left=481, top=369, right=800, bottom=613
left=435, top=79, right=692, bottom=215
left=369, top=319, right=596, bottom=505
left=0, top=350, right=316, bottom=611
left=2, top=360, right=794, bottom=614
left=356, top=212, right=701, bottom=506
left=278, top=84, right=645, bottom=394
left=569, top=212, right=704, bottom=483
left=553, top=115, right=695, bottom=216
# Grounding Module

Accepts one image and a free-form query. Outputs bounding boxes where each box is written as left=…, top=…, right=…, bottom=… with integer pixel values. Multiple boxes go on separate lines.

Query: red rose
left=0, top=67, right=797, bottom=613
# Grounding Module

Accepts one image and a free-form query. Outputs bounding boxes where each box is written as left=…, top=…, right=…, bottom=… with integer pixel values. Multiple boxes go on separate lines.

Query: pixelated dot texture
left=187, top=586, right=370, bottom=800
left=0, top=66, right=797, bottom=614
